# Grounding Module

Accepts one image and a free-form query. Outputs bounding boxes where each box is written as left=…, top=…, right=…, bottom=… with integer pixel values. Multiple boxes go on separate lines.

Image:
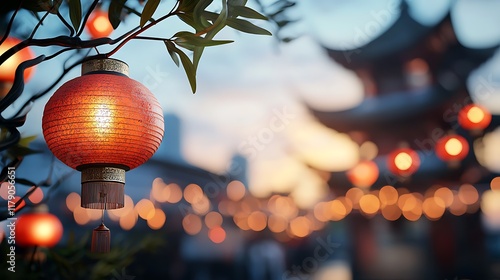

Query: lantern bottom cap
left=81, top=166, right=126, bottom=209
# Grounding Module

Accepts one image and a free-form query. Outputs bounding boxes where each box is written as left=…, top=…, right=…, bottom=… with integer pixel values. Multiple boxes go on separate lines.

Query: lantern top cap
left=82, top=58, right=129, bottom=76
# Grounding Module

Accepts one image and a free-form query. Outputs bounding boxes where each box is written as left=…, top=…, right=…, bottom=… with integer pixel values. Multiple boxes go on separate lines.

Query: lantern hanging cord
left=99, top=191, right=107, bottom=225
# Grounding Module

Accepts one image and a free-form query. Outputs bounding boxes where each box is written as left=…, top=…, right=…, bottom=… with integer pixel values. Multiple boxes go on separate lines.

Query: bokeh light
left=359, top=194, right=380, bottom=215
left=208, top=226, right=226, bottom=244
left=379, top=185, right=399, bottom=206
left=66, top=192, right=80, bottom=212
left=136, top=199, right=155, bottom=220
left=458, top=184, right=479, bottom=205
left=28, top=187, right=44, bottom=204
left=147, top=208, right=166, bottom=230
left=184, top=183, right=204, bottom=204
left=183, top=214, right=202, bottom=235
left=491, top=177, right=500, bottom=191
left=247, top=211, right=267, bottom=232
left=227, top=180, right=246, bottom=201
left=205, top=211, right=223, bottom=229
left=289, top=216, right=310, bottom=238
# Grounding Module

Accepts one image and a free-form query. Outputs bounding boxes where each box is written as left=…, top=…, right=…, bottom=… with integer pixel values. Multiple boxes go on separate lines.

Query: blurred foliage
left=0, top=230, right=165, bottom=280
left=0, top=131, right=39, bottom=165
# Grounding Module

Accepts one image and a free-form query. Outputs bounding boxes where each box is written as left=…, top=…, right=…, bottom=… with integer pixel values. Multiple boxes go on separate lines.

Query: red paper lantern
left=458, top=104, right=491, bottom=131
left=346, top=160, right=379, bottom=188
left=42, top=58, right=164, bottom=209
left=0, top=37, right=35, bottom=83
left=387, top=148, right=420, bottom=177
left=85, top=9, right=114, bottom=38
left=16, top=211, right=63, bottom=247
left=435, top=135, right=469, bottom=162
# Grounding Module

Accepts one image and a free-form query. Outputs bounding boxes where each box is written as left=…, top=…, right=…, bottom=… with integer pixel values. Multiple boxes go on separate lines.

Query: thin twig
left=133, top=36, right=170, bottom=41
left=76, top=0, right=100, bottom=36
left=28, top=11, right=50, bottom=39
left=123, top=4, right=156, bottom=23
left=12, top=50, right=90, bottom=118
left=104, top=1, right=180, bottom=57
left=57, top=11, right=75, bottom=36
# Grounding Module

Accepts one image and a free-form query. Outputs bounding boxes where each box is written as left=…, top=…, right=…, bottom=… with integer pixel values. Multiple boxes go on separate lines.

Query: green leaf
left=228, top=0, right=247, bottom=6
left=175, top=41, right=196, bottom=51
left=178, top=0, right=198, bottom=13
left=7, top=146, right=41, bottom=158
left=68, top=0, right=82, bottom=32
left=18, top=135, right=37, bottom=147
left=193, top=0, right=228, bottom=71
left=168, top=43, right=197, bottom=93
left=230, top=6, right=267, bottom=20
left=164, top=41, right=180, bottom=67
left=193, top=0, right=214, bottom=30
left=177, top=12, right=204, bottom=31
left=226, top=18, right=271, bottom=35
left=174, top=31, right=233, bottom=47
left=201, top=10, right=218, bottom=21
left=140, top=0, right=160, bottom=28
left=109, top=0, right=127, bottom=29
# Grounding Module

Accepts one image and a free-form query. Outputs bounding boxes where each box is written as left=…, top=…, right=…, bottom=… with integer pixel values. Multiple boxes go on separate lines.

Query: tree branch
left=0, top=0, right=24, bottom=45
left=76, top=0, right=100, bottom=36
left=57, top=11, right=75, bottom=36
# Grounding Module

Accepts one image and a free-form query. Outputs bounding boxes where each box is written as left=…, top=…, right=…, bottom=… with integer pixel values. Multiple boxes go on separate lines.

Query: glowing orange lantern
left=346, top=160, right=379, bottom=188
left=16, top=208, right=63, bottom=247
left=0, top=37, right=35, bottom=83
left=387, top=148, right=420, bottom=177
left=435, top=135, right=469, bottom=162
left=85, top=9, right=114, bottom=38
left=458, top=104, right=491, bottom=131
left=42, top=58, right=164, bottom=210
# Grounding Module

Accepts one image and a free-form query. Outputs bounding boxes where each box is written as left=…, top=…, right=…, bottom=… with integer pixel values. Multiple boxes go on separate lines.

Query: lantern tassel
left=91, top=223, right=110, bottom=253
left=91, top=193, right=110, bottom=253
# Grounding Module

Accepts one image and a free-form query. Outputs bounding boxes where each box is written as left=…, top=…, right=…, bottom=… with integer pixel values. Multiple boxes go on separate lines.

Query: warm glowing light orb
left=346, top=160, right=379, bottom=188
left=458, top=104, right=491, bottom=131
left=85, top=9, right=114, bottom=38
left=387, top=148, right=420, bottom=176
left=16, top=211, right=63, bottom=247
left=435, top=135, right=469, bottom=162
left=0, top=37, right=36, bottom=83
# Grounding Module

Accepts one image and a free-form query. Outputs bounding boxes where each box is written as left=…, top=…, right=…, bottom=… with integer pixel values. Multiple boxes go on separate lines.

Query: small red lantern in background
left=0, top=37, right=36, bottom=98
left=0, top=37, right=35, bottom=83
left=458, top=104, right=491, bottom=132
left=346, top=160, right=379, bottom=188
left=16, top=205, right=63, bottom=248
left=435, top=135, right=469, bottom=162
left=387, top=147, right=420, bottom=177
left=85, top=9, right=114, bottom=38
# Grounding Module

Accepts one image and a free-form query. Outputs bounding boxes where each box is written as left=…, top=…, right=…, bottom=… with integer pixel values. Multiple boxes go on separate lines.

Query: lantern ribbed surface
left=42, top=58, right=164, bottom=209
left=42, top=60, right=164, bottom=171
